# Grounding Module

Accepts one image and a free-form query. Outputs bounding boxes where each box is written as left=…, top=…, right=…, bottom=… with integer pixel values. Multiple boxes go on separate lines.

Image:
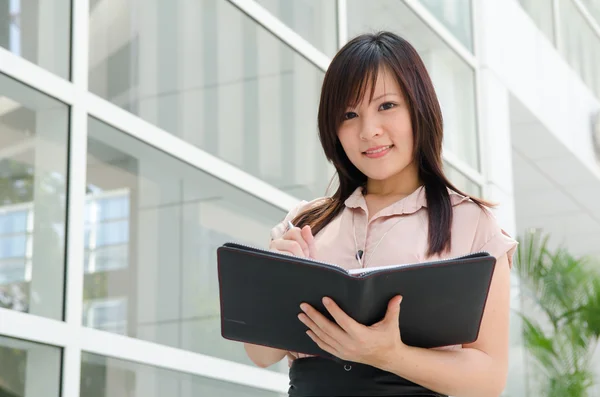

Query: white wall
left=478, top=0, right=600, bottom=179
left=476, top=0, right=600, bottom=395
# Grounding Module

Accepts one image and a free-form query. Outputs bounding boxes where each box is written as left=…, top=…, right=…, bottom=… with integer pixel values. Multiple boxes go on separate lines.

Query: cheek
left=337, top=128, right=358, bottom=153
left=389, top=118, right=414, bottom=148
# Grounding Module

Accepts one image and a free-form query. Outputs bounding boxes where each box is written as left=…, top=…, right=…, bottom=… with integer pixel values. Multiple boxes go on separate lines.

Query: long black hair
left=293, top=32, right=492, bottom=256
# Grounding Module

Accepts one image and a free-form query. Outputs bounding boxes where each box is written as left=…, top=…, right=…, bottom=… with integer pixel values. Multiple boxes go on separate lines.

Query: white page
left=347, top=262, right=413, bottom=275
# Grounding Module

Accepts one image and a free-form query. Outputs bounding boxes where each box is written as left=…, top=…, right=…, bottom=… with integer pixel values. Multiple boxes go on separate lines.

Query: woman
left=244, top=31, right=517, bottom=397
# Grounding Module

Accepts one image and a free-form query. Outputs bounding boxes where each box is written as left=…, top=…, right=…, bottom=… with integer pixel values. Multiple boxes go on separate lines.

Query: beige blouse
left=270, top=185, right=518, bottom=362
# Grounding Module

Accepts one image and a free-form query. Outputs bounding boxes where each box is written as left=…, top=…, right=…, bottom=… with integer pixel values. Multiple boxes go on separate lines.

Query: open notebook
left=217, top=242, right=496, bottom=358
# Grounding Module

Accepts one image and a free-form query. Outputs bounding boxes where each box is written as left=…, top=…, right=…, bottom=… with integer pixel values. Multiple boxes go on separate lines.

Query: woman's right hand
left=245, top=224, right=317, bottom=368
left=269, top=224, right=317, bottom=258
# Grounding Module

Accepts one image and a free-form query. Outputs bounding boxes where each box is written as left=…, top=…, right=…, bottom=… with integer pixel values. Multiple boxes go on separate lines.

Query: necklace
left=352, top=211, right=408, bottom=268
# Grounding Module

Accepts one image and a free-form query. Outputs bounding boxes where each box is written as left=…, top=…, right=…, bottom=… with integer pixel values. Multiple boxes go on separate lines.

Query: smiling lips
left=363, top=144, right=394, bottom=158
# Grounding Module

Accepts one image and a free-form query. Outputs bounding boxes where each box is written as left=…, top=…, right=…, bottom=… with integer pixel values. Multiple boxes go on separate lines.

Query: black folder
left=217, top=242, right=496, bottom=358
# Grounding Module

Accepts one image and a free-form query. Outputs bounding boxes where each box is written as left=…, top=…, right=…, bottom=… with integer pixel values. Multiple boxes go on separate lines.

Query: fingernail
left=322, top=297, right=331, bottom=305
left=300, top=303, right=307, bottom=311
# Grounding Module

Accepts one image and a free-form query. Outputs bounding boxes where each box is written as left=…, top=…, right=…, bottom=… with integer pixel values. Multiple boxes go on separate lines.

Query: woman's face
left=337, top=67, right=415, bottom=183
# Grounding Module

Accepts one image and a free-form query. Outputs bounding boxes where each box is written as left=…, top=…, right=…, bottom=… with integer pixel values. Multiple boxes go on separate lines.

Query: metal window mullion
left=443, top=150, right=486, bottom=187
left=85, top=91, right=301, bottom=212
left=225, top=0, right=330, bottom=71
left=0, top=48, right=76, bottom=105
left=571, top=0, right=600, bottom=41
left=470, top=0, right=489, bottom=197
left=0, top=50, right=303, bottom=214
left=403, top=0, right=478, bottom=69
left=553, top=0, right=563, bottom=50
left=80, top=327, right=289, bottom=393
left=61, top=0, right=90, bottom=396
left=337, top=0, right=348, bottom=49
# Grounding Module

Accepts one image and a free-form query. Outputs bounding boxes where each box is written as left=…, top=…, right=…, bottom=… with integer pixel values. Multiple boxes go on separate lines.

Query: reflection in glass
left=80, top=352, right=285, bottom=397
left=0, top=0, right=71, bottom=79
left=559, top=0, right=600, bottom=99
left=89, top=0, right=331, bottom=199
left=444, top=163, right=481, bottom=197
left=0, top=73, right=68, bottom=320
left=517, top=0, right=556, bottom=45
left=254, top=0, right=338, bottom=55
left=83, top=117, right=289, bottom=372
left=417, top=0, right=473, bottom=51
left=348, top=0, right=480, bottom=171
left=0, top=335, right=62, bottom=397
left=580, top=0, right=600, bottom=26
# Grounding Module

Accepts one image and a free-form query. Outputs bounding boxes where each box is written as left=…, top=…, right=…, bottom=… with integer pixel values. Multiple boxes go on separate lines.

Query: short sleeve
left=471, top=207, right=519, bottom=269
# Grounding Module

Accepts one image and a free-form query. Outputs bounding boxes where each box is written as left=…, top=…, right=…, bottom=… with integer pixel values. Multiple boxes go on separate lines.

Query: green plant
left=515, top=230, right=600, bottom=397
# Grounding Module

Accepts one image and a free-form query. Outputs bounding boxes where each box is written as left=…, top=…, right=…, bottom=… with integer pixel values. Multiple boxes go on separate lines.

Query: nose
left=359, top=116, right=383, bottom=140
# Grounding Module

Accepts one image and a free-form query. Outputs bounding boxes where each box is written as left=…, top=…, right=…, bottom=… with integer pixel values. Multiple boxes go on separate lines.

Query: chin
left=359, top=161, right=414, bottom=182
left=361, top=170, right=400, bottom=181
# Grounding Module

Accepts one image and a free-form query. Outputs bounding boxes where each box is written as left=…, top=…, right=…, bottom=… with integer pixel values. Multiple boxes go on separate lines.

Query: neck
left=365, top=165, right=422, bottom=197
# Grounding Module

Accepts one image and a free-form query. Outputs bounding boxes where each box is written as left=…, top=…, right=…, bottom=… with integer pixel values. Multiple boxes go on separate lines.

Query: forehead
left=354, top=66, right=402, bottom=105
left=371, top=68, right=400, bottom=94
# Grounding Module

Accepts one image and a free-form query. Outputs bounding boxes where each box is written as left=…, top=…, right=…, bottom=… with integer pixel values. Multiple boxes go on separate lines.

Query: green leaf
left=515, top=231, right=600, bottom=395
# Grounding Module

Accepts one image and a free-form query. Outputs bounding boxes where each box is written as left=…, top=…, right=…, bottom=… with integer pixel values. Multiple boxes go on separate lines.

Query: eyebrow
left=371, top=93, right=401, bottom=102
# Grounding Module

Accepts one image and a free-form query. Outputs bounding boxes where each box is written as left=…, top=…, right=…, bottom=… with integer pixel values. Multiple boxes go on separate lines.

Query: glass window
left=84, top=117, right=290, bottom=373
left=0, top=0, right=71, bottom=79
left=88, top=0, right=332, bottom=200
left=444, top=162, right=481, bottom=197
left=0, top=73, right=68, bottom=320
left=517, top=0, right=556, bottom=44
left=580, top=0, right=600, bottom=26
left=0, top=335, right=62, bottom=397
left=348, top=0, right=480, bottom=171
left=254, top=0, right=338, bottom=56
left=417, top=0, right=473, bottom=51
left=559, top=0, right=600, bottom=99
left=81, top=352, right=285, bottom=397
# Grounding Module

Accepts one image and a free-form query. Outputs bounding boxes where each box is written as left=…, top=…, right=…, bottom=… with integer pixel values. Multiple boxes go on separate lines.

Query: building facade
left=0, top=0, right=599, bottom=396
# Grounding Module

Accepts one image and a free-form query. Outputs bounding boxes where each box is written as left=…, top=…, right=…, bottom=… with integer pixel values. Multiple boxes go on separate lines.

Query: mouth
left=363, top=144, right=394, bottom=158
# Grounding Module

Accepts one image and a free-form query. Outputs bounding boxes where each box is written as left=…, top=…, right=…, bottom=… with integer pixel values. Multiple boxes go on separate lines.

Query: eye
left=379, top=102, right=397, bottom=111
left=343, top=112, right=358, bottom=120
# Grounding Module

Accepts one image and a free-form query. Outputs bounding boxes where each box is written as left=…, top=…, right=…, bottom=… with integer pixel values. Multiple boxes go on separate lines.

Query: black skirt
left=288, top=357, right=447, bottom=397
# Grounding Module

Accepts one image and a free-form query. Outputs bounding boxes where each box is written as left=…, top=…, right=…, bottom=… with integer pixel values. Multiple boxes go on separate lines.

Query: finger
left=300, top=303, right=349, bottom=345
left=322, top=297, right=363, bottom=336
left=283, top=228, right=310, bottom=256
left=382, top=295, right=403, bottom=328
left=298, top=312, right=344, bottom=352
left=306, top=330, right=339, bottom=357
left=301, top=225, right=318, bottom=259
left=270, top=239, right=305, bottom=257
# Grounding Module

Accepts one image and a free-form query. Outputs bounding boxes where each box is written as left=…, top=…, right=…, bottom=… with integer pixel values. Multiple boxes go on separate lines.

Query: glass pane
left=444, top=162, right=481, bottom=197
left=254, top=0, right=338, bottom=56
left=580, top=0, right=600, bottom=26
left=0, top=0, right=71, bottom=79
left=348, top=0, right=480, bottom=171
left=81, top=352, right=286, bottom=397
left=417, top=0, right=473, bottom=51
left=88, top=0, right=332, bottom=200
left=83, top=117, right=290, bottom=373
left=517, top=0, right=556, bottom=45
left=559, top=0, right=600, bottom=99
left=0, top=73, right=68, bottom=320
left=0, top=335, right=62, bottom=397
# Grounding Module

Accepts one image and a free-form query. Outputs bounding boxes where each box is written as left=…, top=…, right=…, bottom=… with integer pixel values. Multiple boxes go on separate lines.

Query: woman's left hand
left=298, top=295, right=407, bottom=368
